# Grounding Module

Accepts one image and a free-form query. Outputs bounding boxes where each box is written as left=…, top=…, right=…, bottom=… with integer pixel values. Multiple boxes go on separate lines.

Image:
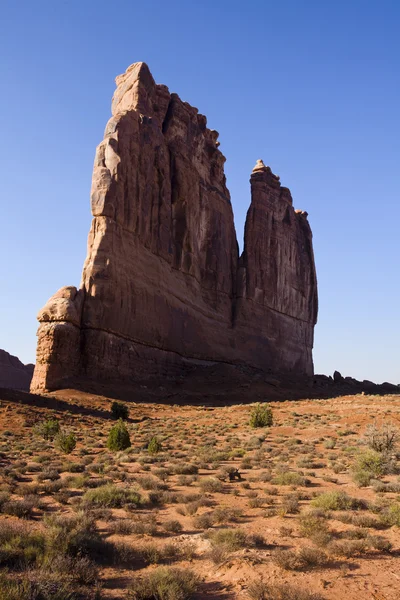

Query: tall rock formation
left=31, top=62, right=318, bottom=393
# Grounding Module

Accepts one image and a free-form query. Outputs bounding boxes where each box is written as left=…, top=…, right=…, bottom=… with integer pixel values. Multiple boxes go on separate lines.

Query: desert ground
left=1, top=388, right=400, bottom=599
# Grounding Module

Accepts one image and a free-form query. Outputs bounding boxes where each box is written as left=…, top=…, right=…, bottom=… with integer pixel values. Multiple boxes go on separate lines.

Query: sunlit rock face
left=31, top=63, right=318, bottom=393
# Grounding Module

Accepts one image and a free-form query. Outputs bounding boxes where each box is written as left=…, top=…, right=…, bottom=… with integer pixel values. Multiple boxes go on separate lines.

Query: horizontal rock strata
left=31, top=62, right=318, bottom=393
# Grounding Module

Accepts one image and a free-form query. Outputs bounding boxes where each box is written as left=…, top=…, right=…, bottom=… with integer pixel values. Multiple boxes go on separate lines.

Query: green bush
left=83, top=484, right=141, bottom=508
left=311, top=491, right=364, bottom=511
left=249, top=403, right=273, bottom=428
left=111, top=401, right=129, bottom=420
left=34, top=419, right=60, bottom=441
left=272, top=471, right=307, bottom=487
left=54, top=432, right=77, bottom=454
left=107, top=419, right=131, bottom=451
left=352, top=450, right=387, bottom=487
left=208, top=528, right=247, bottom=551
left=147, top=437, right=162, bottom=455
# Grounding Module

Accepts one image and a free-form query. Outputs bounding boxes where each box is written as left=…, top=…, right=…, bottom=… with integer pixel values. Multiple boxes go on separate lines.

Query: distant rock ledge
left=0, top=349, right=34, bottom=391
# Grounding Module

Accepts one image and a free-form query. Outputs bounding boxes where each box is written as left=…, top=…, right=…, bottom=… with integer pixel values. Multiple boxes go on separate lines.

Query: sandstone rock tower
left=31, top=62, right=318, bottom=393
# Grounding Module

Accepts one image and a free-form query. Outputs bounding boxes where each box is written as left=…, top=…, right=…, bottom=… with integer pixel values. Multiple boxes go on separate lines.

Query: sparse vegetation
left=54, top=431, right=77, bottom=454
left=1, top=390, right=399, bottom=599
left=249, top=403, right=273, bottom=428
left=34, top=418, right=60, bottom=440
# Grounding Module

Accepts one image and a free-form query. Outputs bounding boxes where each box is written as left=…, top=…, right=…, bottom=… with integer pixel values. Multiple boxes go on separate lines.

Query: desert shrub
left=311, top=491, right=364, bottom=511
left=328, top=539, right=367, bottom=557
left=273, top=549, right=302, bottom=571
left=199, top=477, right=223, bottom=493
left=208, top=544, right=230, bottom=564
left=137, top=476, right=167, bottom=491
left=247, top=580, right=325, bottom=600
left=299, top=513, right=331, bottom=545
left=364, top=422, right=399, bottom=453
left=37, top=468, right=61, bottom=482
left=0, top=572, right=82, bottom=600
left=163, top=520, right=183, bottom=534
left=34, top=419, right=60, bottom=441
left=147, top=437, right=162, bottom=455
left=192, top=513, right=213, bottom=529
left=366, top=534, right=392, bottom=552
left=272, top=472, right=307, bottom=487
left=111, top=401, right=129, bottom=420
left=54, top=431, right=77, bottom=454
left=207, top=528, right=247, bottom=551
left=2, top=498, right=37, bottom=519
left=107, top=420, right=131, bottom=451
left=127, top=567, right=199, bottom=600
left=171, top=464, right=198, bottom=475
left=280, top=493, right=300, bottom=515
left=109, top=519, right=135, bottom=535
left=384, top=503, right=400, bottom=526
left=352, top=449, right=388, bottom=486
left=0, top=521, right=46, bottom=568
left=131, top=519, right=158, bottom=536
left=249, top=403, right=273, bottom=428
left=323, top=438, right=336, bottom=449
left=83, top=484, right=141, bottom=508
left=297, top=546, right=328, bottom=568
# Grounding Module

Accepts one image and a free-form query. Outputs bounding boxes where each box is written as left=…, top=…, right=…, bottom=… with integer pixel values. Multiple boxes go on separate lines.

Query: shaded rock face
left=31, top=62, right=318, bottom=393
left=0, top=349, right=34, bottom=391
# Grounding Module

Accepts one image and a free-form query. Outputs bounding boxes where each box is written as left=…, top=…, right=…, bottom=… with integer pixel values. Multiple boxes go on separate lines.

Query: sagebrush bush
left=111, top=401, right=129, bottom=420
left=127, top=567, right=199, bottom=599
left=207, top=528, right=247, bottom=551
left=147, top=437, right=162, bottom=455
left=249, top=403, right=273, bottom=428
left=34, top=419, right=60, bottom=441
left=54, top=431, right=77, bottom=454
left=247, top=580, right=325, bottom=600
left=107, top=419, right=131, bottom=451
left=364, top=422, right=398, bottom=453
left=352, top=450, right=388, bottom=487
left=83, top=484, right=141, bottom=508
left=311, top=491, right=364, bottom=511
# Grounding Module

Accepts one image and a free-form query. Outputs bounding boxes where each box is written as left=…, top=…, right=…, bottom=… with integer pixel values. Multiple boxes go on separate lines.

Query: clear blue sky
left=1, top=0, right=399, bottom=383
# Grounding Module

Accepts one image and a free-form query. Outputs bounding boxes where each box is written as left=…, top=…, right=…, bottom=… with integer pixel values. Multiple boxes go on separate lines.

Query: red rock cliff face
left=30, top=62, right=318, bottom=393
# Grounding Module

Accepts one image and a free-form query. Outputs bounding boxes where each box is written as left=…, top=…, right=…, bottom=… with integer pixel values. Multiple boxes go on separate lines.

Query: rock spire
left=31, top=62, right=318, bottom=393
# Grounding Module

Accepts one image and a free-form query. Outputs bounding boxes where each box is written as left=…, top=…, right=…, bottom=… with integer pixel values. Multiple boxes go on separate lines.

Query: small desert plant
left=127, top=566, right=199, bottom=599
left=83, top=484, right=141, bottom=508
left=111, top=401, right=129, bottom=420
left=147, top=437, right=162, bottom=455
left=247, top=580, right=325, bottom=600
left=107, top=419, right=131, bottom=451
left=199, top=477, right=223, bottom=493
left=249, top=403, right=273, bottom=428
left=273, top=472, right=307, bottom=487
left=311, top=491, right=364, bottom=511
left=207, top=528, right=247, bottom=551
left=163, top=520, right=183, bottom=534
left=352, top=450, right=388, bottom=486
left=364, top=422, right=398, bottom=454
left=34, top=418, right=60, bottom=440
left=54, top=431, right=77, bottom=454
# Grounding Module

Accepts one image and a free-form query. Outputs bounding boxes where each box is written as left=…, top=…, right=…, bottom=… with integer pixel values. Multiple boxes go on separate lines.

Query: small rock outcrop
left=0, top=349, right=34, bottom=391
left=31, top=62, right=318, bottom=393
